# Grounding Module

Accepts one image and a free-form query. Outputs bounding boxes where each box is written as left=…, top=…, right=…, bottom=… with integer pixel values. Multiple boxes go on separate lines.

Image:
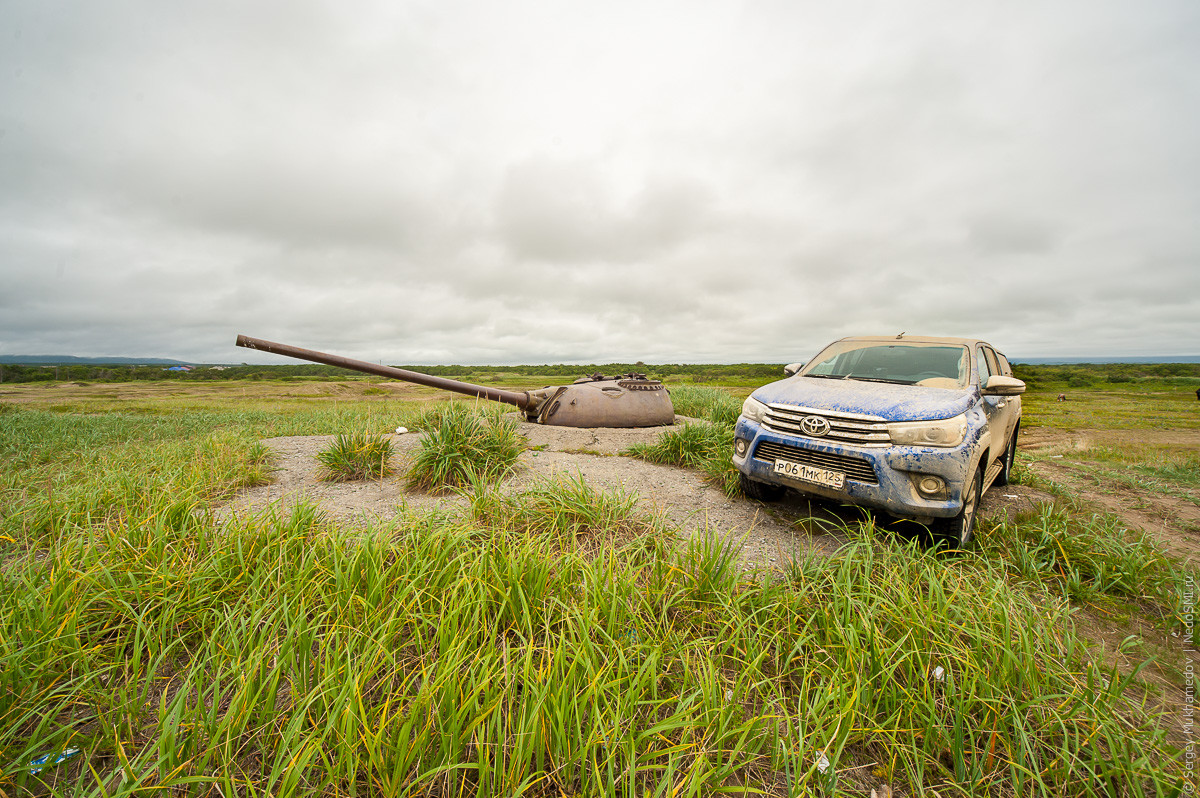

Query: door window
left=975, top=346, right=995, bottom=387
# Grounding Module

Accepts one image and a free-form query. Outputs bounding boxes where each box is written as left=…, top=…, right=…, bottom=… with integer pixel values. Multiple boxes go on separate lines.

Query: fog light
left=918, top=476, right=945, bottom=495
left=734, top=437, right=750, bottom=456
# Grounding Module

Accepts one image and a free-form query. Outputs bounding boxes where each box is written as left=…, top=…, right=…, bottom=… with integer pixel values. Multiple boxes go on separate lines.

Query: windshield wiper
left=844, top=376, right=917, bottom=385
left=805, top=373, right=851, bottom=380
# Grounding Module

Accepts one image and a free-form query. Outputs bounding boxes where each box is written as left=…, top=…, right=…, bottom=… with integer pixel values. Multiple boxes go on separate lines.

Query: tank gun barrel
left=234, top=334, right=534, bottom=409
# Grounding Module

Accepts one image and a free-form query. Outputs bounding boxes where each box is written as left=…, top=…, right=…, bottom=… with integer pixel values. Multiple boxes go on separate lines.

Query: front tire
left=934, top=467, right=982, bottom=548
left=739, top=472, right=784, bottom=502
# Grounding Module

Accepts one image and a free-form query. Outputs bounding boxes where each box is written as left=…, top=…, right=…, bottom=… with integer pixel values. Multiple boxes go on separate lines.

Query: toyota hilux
left=732, top=335, right=1025, bottom=546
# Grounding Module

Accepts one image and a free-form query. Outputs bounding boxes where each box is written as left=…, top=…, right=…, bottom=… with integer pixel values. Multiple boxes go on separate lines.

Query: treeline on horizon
left=0, top=362, right=784, bottom=384
left=1, top=361, right=1197, bottom=386
left=1011, top=361, right=1200, bottom=387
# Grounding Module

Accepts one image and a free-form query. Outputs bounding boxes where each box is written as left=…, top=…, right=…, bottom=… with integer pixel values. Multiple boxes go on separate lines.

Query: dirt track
left=1019, top=427, right=1200, bottom=563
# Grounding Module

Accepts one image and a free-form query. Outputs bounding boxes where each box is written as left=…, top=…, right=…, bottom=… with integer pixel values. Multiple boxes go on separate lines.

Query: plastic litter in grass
left=815, top=752, right=831, bottom=774
left=29, top=747, right=80, bottom=774
left=931, top=666, right=946, bottom=682
left=394, top=426, right=409, bottom=434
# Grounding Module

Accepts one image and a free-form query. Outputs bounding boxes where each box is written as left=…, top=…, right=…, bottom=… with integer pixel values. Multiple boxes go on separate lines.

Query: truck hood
left=751, top=377, right=975, bottom=422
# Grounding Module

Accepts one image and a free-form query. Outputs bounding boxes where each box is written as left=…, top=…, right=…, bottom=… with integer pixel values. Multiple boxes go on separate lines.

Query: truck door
left=977, top=345, right=1018, bottom=464
left=987, top=347, right=1020, bottom=445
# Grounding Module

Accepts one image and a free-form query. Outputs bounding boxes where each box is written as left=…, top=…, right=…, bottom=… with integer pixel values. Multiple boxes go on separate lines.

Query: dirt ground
left=1020, top=427, right=1200, bottom=564
left=214, top=417, right=1053, bottom=569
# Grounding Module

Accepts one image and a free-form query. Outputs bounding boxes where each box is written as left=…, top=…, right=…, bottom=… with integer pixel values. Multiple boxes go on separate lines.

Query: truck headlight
left=741, top=396, right=768, bottom=424
left=887, top=414, right=967, bottom=447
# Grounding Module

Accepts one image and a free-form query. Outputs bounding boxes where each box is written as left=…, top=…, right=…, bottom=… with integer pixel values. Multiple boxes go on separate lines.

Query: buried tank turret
left=234, top=335, right=675, bottom=428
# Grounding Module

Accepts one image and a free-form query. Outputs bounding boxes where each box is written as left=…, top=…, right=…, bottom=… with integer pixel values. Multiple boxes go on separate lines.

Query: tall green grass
left=465, top=472, right=673, bottom=564
left=2, top=505, right=1186, bottom=795
left=977, top=501, right=1197, bottom=642
left=627, top=421, right=739, bottom=496
left=667, top=385, right=743, bottom=426
left=1, top=397, right=1191, bottom=796
left=317, top=432, right=394, bottom=481
left=0, top=407, right=270, bottom=548
left=405, top=404, right=524, bottom=492
left=628, top=386, right=742, bottom=496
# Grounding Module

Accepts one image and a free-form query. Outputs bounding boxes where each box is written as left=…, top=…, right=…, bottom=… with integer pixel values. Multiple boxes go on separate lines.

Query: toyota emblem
left=800, top=416, right=831, bottom=437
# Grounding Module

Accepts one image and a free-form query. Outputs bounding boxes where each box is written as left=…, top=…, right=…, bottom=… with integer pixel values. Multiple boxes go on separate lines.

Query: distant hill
left=1013, top=355, right=1200, bottom=364
left=0, top=355, right=190, bottom=365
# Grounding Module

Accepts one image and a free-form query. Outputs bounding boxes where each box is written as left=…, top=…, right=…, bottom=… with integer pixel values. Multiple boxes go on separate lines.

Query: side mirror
left=784, top=362, right=805, bottom=376
left=983, top=375, right=1026, bottom=396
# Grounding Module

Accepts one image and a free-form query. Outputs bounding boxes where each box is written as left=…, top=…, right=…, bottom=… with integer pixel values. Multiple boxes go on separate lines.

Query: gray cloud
left=496, top=158, right=715, bottom=263
left=967, top=216, right=1059, bottom=256
left=1, top=0, right=1197, bottom=365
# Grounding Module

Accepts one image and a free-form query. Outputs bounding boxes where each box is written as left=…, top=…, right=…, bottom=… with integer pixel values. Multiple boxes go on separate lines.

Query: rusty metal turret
left=235, top=335, right=675, bottom=428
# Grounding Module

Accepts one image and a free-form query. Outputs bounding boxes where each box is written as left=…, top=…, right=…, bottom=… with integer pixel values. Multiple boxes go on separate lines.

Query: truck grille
left=753, top=440, right=878, bottom=484
left=762, top=405, right=891, bottom=447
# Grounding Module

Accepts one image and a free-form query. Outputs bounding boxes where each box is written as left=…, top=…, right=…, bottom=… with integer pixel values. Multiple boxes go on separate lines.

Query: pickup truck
left=732, top=335, right=1025, bottom=546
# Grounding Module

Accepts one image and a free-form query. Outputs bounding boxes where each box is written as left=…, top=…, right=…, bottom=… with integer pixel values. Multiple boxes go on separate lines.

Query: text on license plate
left=772, top=459, right=845, bottom=489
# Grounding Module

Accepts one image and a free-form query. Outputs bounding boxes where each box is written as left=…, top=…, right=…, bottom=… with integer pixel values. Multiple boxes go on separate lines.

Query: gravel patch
left=213, top=417, right=1047, bottom=569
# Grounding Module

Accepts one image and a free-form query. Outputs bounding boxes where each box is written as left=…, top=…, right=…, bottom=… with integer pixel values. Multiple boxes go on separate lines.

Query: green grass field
left=1, top=371, right=1196, bottom=796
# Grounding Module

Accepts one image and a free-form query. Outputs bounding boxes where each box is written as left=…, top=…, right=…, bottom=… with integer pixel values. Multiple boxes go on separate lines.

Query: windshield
left=801, top=341, right=970, bottom=388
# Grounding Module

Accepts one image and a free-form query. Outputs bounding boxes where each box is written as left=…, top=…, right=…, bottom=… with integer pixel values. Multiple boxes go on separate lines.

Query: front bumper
left=732, top=417, right=978, bottom=521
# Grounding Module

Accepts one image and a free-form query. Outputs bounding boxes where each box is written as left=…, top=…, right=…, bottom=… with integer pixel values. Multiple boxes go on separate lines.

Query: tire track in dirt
left=1025, top=458, right=1200, bottom=564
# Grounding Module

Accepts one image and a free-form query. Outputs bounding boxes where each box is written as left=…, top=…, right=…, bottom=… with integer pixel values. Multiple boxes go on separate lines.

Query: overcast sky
left=2, top=1, right=1197, bottom=365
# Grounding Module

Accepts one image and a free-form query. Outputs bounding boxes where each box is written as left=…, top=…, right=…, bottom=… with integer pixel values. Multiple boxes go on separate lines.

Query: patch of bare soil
left=214, top=418, right=1047, bottom=570
left=214, top=420, right=842, bottom=569
left=1019, top=430, right=1200, bottom=564
left=1021, top=427, right=1200, bottom=450
left=976, top=481, right=1057, bottom=526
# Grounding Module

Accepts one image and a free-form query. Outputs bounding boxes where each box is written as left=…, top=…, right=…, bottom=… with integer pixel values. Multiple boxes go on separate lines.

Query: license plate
left=773, top=459, right=845, bottom=489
